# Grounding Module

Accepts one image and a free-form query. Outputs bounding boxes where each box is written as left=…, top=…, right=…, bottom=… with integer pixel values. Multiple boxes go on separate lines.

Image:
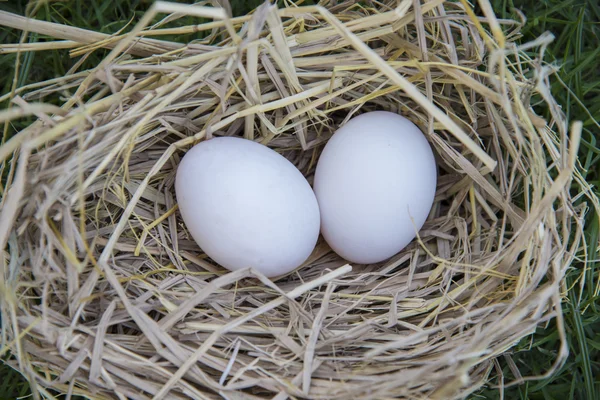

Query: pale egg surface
left=314, top=111, right=437, bottom=264
left=175, top=137, right=320, bottom=277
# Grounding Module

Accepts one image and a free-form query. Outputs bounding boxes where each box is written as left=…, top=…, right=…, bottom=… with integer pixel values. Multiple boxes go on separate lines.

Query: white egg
left=175, top=137, right=320, bottom=277
left=314, top=111, right=437, bottom=264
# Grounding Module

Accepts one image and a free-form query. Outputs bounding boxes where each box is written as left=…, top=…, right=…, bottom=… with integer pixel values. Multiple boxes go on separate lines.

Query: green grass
left=0, top=363, right=33, bottom=400
left=473, top=1, right=600, bottom=399
left=0, top=0, right=598, bottom=399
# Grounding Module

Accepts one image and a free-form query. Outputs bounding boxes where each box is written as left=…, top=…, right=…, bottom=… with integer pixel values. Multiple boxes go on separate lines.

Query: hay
left=0, top=1, right=597, bottom=399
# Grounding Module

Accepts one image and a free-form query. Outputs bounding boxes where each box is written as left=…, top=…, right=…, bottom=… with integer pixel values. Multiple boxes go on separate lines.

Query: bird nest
left=0, top=1, right=596, bottom=399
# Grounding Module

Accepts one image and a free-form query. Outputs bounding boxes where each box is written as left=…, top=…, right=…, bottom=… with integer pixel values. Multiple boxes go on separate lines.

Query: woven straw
left=0, top=1, right=597, bottom=399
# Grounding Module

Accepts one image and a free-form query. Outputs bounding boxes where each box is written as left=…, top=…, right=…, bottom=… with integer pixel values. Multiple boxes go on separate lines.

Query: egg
left=314, top=111, right=437, bottom=264
left=175, top=137, right=320, bottom=277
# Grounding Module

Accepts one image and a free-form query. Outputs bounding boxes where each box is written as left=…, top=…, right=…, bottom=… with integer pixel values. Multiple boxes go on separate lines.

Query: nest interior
left=0, top=1, right=596, bottom=399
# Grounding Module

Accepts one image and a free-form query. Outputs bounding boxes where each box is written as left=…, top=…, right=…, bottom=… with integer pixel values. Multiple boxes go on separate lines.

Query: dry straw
left=0, top=0, right=597, bottom=399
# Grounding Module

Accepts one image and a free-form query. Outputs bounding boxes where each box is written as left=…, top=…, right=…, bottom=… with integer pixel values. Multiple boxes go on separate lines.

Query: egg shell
left=175, top=137, right=320, bottom=277
left=314, top=111, right=437, bottom=264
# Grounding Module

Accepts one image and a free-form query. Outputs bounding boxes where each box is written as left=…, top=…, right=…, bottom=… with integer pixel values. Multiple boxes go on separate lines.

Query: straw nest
left=0, top=1, right=597, bottom=399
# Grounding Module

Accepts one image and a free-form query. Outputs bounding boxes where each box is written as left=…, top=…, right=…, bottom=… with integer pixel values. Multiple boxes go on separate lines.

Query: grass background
left=0, top=0, right=598, bottom=399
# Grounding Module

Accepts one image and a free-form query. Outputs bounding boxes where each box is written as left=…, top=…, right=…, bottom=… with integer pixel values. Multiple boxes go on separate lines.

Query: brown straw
left=1, top=1, right=597, bottom=399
